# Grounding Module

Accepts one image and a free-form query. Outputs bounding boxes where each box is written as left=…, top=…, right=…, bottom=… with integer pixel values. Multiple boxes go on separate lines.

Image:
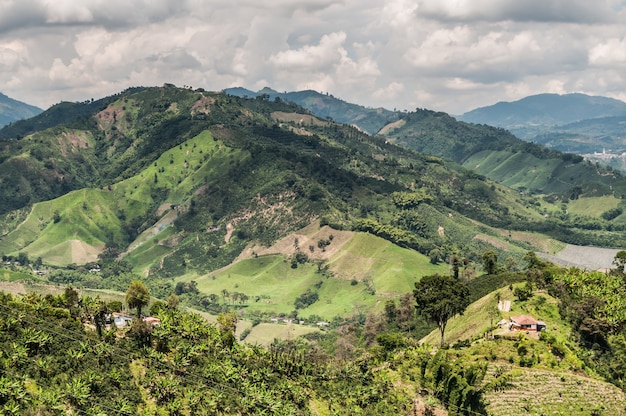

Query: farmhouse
left=112, top=312, right=134, bottom=328
left=110, top=313, right=161, bottom=328
left=270, top=316, right=296, bottom=324
left=509, top=315, right=547, bottom=332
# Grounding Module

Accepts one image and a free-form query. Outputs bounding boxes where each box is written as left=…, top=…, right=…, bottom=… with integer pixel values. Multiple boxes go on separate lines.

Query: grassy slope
left=567, top=194, right=626, bottom=222
left=0, top=129, right=232, bottom=265
left=419, top=283, right=626, bottom=415
left=194, top=231, right=448, bottom=320
left=462, top=150, right=562, bottom=191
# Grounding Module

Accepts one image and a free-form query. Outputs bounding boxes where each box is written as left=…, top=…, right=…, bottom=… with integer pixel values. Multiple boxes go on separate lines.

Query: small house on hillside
left=110, top=313, right=160, bottom=328
left=112, top=312, right=134, bottom=328
left=143, top=317, right=160, bottom=326
left=509, top=315, right=547, bottom=332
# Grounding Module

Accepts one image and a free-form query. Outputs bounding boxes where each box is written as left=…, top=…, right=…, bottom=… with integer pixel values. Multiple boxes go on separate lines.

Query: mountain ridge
left=0, top=92, right=43, bottom=127
left=459, top=92, right=626, bottom=128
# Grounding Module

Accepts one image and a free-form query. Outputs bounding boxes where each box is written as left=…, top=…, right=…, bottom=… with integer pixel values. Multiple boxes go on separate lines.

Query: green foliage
left=391, top=190, right=433, bottom=209
left=294, top=289, right=319, bottom=309
left=482, top=250, right=498, bottom=274
left=514, top=281, right=534, bottom=301
left=414, top=274, right=471, bottom=347
left=125, top=280, right=150, bottom=317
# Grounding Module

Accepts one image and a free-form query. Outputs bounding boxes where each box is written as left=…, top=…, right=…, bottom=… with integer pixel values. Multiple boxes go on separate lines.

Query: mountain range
left=458, top=93, right=626, bottom=169
left=2, top=85, right=626, bottom=414
left=0, top=92, right=43, bottom=127
left=223, top=86, right=399, bottom=135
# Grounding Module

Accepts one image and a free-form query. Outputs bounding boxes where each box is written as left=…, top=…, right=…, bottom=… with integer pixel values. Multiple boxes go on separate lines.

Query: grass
left=417, top=281, right=626, bottom=415
left=0, top=268, right=40, bottom=282
left=567, top=194, right=622, bottom=217
left=420, top=284, right=569, bottom=348
left=0, top=130, right=237, bottom=267
left=194, top=231, right=448, bottom=320
left=463, top=150, right=562, bottom=191
left=329, top=233, right=445, bottom=293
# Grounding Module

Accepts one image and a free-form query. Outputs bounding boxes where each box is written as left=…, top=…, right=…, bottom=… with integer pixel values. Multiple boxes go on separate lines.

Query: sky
left=1, top=0, right=626, bottom=115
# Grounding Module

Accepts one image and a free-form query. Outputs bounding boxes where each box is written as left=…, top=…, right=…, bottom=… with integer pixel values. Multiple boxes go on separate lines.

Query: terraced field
left=485, top=367, right=626, bottom=415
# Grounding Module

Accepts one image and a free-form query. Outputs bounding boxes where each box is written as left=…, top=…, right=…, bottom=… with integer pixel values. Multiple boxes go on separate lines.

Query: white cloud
left=589, top=38, right=626, bottom=66
left=270, top=32, right=348, bottom=71
left=1, top=0, right=626, bottom=115
left=373, top=82, right=404, bottom=101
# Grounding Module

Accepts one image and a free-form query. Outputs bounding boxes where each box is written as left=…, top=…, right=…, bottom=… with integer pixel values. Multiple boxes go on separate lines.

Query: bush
left=240, top=328, right=252, bottom=341
left=294, top=290, right=319, bottom=309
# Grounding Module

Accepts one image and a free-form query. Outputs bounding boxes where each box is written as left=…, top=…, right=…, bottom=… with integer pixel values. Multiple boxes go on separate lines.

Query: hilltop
left=223, top=86, right=399, bottom=135
left=459, top=93, right=626, bottom=129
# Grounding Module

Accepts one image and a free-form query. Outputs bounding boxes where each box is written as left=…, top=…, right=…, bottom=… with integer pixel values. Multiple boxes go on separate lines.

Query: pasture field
left=567, top=194, right=623, bottom=217
left=194, top=232, right=448, bottom=320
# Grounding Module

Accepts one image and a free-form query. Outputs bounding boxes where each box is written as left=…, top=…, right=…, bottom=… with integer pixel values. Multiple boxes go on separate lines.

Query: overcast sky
left=2, top=0, right=626, bottom=114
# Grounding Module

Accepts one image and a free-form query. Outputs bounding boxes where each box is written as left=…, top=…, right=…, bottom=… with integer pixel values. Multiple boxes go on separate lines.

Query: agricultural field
left=538, top=244, right=620, bottom=270
left=567, top=195, right=622, bottom=217
left=484, top=368, right=626, bottom=416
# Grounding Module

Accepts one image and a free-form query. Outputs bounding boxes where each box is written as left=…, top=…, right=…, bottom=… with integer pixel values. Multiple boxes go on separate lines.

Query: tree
left=166, top=294, right=179, bottom=310
left=523, top=251, right=544, bottom=270
left=429, top=248, right=442, bottom=265
left=217, top=312, right=237, bottom=348
left=613, top=250, right=626, bottom=275
left=126, top=281, right=150, bottom=317
left=450, top=254, right=462, bottom=279
left=414, top=274, right=470, bottom=347
left=481, top=250, right=498, bottom=275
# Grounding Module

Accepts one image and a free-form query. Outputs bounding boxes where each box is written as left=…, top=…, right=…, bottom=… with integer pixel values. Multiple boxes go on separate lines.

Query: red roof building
left=510, top=315, right=546, bottom=332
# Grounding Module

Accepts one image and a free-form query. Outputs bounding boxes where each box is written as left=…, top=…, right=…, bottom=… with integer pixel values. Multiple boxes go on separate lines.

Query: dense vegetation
left=3, top=248, right=626, bottom=415
left=0, top=287, right=501, bottom=415
left=2, top=85, right=626, bottom=414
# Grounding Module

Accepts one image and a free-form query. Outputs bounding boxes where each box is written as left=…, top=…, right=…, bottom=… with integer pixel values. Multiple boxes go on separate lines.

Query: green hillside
left=191, top=231, right=448, bottom=321
left=0, top=85, right=625, bottom=310
left=223, top=87, right=399, bottom=135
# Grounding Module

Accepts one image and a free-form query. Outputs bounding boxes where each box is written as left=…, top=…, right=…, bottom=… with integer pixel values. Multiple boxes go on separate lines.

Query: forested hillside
left=2, top=85, right=626, bottom=415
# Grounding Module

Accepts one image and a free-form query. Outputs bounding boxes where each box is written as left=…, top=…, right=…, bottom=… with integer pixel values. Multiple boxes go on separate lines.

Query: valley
left=1, top=85, right=626, bottom=415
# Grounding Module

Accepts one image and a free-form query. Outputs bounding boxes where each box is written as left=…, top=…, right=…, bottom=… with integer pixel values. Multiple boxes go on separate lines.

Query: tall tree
left=481, top=250, right=498, bottom=275
left=126, top=280, right=150, bottom=317
left=414, top=274, right=470, bottom=347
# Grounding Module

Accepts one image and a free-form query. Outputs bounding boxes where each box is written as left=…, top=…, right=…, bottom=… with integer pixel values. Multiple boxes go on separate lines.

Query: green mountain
left=0, top=92, right=43, bottom=127
left=223, top=87, right=399, bottom=135
left=0, top=86, right=543, bottom=274
left=2, top=85, right=626, bottom=319
left=378, top=108, right=626, bottom=200
left=2, top=86, right=626, bottom=414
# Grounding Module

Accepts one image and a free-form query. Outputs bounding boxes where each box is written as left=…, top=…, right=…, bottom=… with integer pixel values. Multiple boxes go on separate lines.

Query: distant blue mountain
left=223, top=87, right=399, bottom=135
left=0, top=92, right=43, bottom=127
left=459, top=93, right=626, bottom=128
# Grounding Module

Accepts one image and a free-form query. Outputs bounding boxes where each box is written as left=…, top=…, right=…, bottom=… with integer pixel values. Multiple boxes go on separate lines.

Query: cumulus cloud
left=1, top=0, right=626, bottom=114
left=270, top=32, right=348, bottom=71
left=589, top=38, right=626, bottom=66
